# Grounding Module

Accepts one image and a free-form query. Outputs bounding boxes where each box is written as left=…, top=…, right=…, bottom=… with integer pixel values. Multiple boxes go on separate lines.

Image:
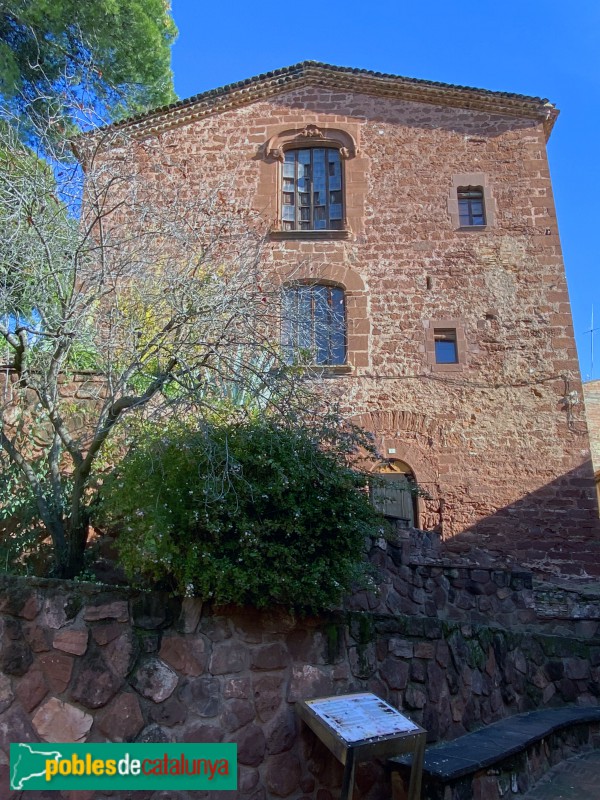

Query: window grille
left=282, top=284, right=346, bottom=365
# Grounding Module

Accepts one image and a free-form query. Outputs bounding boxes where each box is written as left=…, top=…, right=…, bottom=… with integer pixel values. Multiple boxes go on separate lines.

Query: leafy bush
left=98, top=418, right=386, bottom=612
left=0, top=456, right=56, bottom=575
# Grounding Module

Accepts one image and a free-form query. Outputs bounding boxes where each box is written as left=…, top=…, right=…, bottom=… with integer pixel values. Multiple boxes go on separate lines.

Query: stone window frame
left=448, top=172, right=495, bottom=230
left=276, top=262, right=369, bottom=372
left=259, top=123, right=366, bottom=239
left=425, top=319, right=467, bottom=372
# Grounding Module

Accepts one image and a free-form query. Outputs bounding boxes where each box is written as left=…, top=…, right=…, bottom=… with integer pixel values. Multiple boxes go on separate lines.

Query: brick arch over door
left=352, top=409, right=441, bottom=530
left=277, top=262, right=369, bottom=368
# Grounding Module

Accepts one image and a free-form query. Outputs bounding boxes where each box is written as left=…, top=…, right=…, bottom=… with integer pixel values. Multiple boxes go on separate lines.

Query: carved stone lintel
left=298, top=124, right=325, bottom=139
left=264, top=126, right=358, bottom=163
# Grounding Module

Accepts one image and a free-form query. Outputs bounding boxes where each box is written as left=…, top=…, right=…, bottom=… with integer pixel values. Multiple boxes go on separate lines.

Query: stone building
left=107, top=61, right=599, bottom=576
left=583, top=379, right=600, bottom=507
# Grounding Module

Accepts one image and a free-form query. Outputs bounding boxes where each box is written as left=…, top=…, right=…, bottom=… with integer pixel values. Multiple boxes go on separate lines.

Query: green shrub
left=98, top=418, right=385, bottom=612
left=0, top=455, right=60, bottom=575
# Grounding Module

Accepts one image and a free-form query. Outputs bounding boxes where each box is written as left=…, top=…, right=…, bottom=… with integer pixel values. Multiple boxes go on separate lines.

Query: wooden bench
left=389, top=706, right=600, bottom=799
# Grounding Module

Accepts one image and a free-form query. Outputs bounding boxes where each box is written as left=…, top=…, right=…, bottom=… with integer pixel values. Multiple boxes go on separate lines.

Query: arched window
left=371, top=460, right=418, bottom=528
left=448, top=173, right=495, bottom=230
left=281, top=147, right=344, bottom=231
left=265, top=125, right=361, bottom=235
left=281, top=283, right=346, bottom=365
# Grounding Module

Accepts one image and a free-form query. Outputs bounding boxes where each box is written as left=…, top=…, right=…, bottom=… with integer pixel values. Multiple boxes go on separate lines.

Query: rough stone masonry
left=97, top=62, right=599, bottom=576
left=0, top=573, right=599, bottom=800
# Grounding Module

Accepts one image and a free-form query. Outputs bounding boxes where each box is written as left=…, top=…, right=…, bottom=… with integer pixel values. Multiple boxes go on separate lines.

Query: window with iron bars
left=281, top=284, right=346, bottom=365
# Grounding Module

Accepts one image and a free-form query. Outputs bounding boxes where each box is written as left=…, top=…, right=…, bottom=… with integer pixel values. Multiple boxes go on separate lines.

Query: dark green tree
left=0, top=0, right=177, bottom=131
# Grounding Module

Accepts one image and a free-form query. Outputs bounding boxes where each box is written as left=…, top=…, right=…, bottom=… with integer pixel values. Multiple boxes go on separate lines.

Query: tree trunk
left=53, top=476, right=90, bottom=578
left=52, top=520, right=89, bottom=578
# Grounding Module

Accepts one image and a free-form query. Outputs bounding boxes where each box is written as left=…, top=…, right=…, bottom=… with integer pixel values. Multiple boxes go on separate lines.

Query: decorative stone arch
left=256, top=121, right=367, bottom=236
left=264, top=124, right=358, bottom=163
left=277, top=262, right=365, bottom=291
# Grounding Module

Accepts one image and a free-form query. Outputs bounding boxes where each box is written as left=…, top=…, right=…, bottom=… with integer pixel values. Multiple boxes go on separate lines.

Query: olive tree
left=0, top=109, right=312, bottom=578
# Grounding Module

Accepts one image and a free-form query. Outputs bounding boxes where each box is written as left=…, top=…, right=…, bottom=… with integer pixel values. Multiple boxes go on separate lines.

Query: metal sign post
left=296, top=692, right=426, bottom=800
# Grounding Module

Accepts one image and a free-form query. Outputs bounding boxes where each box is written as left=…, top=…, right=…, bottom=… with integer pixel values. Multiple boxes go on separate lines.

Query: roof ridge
left=100, top=61, right=556, bottom=137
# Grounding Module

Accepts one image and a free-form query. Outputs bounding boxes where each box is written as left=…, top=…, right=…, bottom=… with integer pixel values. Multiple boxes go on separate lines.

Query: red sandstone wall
left=584, top=380, right=600, bottom=473
left=583, top=379, right=600, bottom=513
left=101, top=85, right=599, bottom=574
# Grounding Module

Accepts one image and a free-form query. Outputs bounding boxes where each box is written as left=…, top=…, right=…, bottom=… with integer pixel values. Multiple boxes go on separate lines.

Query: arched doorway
left=371, top=460, right=419, bottom=528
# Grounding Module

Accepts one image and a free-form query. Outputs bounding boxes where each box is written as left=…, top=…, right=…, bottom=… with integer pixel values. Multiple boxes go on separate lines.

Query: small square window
left=458, top=186, right=486, bottom=227
left=434, top=329, right=458, bottom=364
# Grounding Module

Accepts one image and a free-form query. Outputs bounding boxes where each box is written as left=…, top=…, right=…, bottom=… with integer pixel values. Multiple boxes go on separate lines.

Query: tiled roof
left=103, top=60, right=558, bottom=138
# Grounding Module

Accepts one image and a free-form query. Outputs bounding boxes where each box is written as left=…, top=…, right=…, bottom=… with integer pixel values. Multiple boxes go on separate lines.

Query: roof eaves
left=100, top=61, right=559, bottom=139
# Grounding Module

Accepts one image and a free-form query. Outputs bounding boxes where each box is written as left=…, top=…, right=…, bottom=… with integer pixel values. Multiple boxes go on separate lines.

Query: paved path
left=521, top=750, right=600, bottom=799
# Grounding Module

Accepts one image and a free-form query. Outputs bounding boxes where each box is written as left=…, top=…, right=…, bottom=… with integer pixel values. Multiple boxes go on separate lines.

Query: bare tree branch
left=0, top=87, right=317, bottom=577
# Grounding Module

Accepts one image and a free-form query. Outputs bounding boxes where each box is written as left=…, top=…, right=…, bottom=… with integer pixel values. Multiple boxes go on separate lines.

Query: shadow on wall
left=438, top=461, right=600, bottom=577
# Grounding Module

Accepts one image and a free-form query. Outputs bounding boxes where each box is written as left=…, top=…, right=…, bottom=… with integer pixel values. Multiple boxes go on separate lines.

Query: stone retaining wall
left=348, top=532, right=600, bottom=638
left=1, top=575, right=599, bottom=800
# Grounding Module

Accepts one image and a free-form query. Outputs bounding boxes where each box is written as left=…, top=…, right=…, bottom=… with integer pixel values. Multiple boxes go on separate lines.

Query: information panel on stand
left=303, top=693, right=419, bottom=743
left=296, top=692, right=426, bottom=800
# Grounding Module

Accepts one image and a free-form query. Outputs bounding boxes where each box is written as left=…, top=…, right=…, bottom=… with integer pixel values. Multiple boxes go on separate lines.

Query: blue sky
left=170, top=0, right=600, bottom=381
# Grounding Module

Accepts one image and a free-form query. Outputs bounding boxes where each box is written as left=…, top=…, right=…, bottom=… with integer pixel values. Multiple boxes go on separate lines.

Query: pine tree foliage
left=0, top=0, right=177, bottom=130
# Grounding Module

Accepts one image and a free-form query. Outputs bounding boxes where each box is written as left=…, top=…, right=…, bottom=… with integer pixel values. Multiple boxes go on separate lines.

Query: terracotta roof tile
left=101, top=61, right=558, bottom=138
